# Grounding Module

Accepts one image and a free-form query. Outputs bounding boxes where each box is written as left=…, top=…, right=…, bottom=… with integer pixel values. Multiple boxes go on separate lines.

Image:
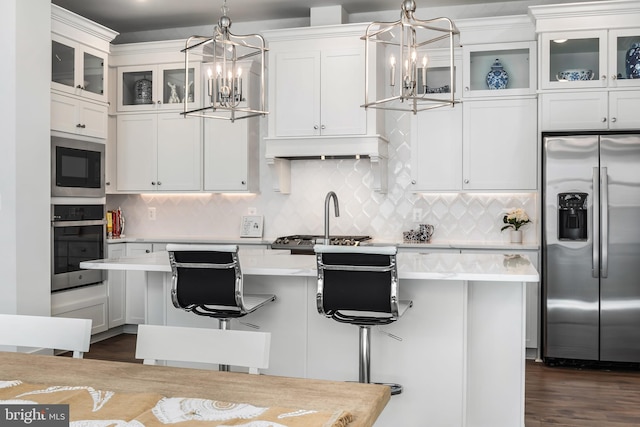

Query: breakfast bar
left=82, top=249, right=539, bottom=427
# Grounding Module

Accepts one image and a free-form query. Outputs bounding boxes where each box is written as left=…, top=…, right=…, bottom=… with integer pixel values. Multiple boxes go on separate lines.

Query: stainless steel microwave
left=51, top=137, right=105, bottom=198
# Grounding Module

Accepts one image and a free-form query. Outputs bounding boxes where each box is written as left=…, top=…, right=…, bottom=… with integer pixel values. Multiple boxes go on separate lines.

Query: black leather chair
left=314, top=244, right=412, bottom=395
left=166, top=244, right=276, bottom=370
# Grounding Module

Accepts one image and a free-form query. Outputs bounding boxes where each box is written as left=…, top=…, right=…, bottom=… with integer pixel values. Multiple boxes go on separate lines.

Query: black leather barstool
left=166, top=244, right=276, bottom=371
left=314, top=244, right=412, bottom=395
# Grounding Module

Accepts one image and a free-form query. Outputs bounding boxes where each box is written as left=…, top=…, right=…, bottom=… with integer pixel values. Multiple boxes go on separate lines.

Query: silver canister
left=134, top=78, right=153, bottom=104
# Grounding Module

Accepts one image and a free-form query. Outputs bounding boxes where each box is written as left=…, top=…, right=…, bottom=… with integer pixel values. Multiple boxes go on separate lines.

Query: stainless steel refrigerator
left=543, top=133, right=640, bottom=363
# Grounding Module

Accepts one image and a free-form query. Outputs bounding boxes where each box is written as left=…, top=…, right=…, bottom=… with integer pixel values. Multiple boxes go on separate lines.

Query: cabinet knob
left=76, top=85, right=85, bottom=90
left=106, top=182, right=111, bottom=186
left=611, top=75, right=618, bottom=81
left=157, top=181, right=162, bottom=186
left=145, top=249, right=151, bottom=253
left=321, top=125, right=326, bottom=129
left=601, top=117, right=607, bottom=123
left=313, top=125, right=319, bottom=130
left=411, top=180, right=416, bottom=185
left=465, top=86, right=470, bottom=91
left=241, top=180, right=246, bottom=185
left=611, top=117, right=617, bottom=123
left=76, top=124, right=86, bottom=128
left=157, top=100, right=162, bottom=104
left=464, top=179, right=470, bottom=184
left=601, top=75, right=606, bottom=81
left=151, top=182, right=157, bottom=185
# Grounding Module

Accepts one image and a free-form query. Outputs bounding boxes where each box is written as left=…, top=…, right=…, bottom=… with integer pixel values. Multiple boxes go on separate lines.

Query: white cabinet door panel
left=463, top=98, right=537, bottom=190
left=116, top=114, right=157, bottom=191
left=320, top=49, right=366, bottom=136
left=541, top=91, right=608, bottom=131
left=156, top=114, right=202, bottom=191
left=274, top=51, right=321, bottom=137
left=411, top=106, right=463, bottom=191
left=125, top=243, right=152, bottom=325
left=610, top=90, right=640, bottom=129
left=107, top=244, right=126, bottom=329
left=204, top=119, right=248, bottom=191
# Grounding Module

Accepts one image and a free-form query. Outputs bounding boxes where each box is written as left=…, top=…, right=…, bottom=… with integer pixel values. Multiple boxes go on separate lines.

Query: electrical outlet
left=148, top=207, right=156, bottom=221
left=412, top=208, right=422, bottom=222
left=248, top=207, right=257, bottom=215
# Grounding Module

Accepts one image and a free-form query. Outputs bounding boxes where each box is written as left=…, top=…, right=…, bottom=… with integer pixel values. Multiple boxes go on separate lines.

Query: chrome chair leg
left=359, top=324, right=403, bottom=395
left=359, top=325, right=371, bottom=384
left=218, top=318, right=230, bottom=372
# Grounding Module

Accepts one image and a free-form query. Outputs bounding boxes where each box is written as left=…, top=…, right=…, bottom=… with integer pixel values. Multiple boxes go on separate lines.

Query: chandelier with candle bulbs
left=362, top=0, right=459, bottom=114
left=182, top=0, right=267, bottom=122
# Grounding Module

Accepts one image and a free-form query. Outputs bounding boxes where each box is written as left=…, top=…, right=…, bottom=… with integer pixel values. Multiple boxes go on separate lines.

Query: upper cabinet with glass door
left=52, top=35, right=108, bottom=103
left=540, top=30, right=608, bottom=90
left=51, top=5, right=117, bottom=104
left=117, top=63, right=199, bottom=112
left=532, top=1, right=640, bottom=91
left=462, top=41, right=537, bottom=98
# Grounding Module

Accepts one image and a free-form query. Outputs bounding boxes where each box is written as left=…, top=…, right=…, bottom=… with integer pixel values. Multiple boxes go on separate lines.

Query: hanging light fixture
left=362, top=0, right=459, bottom=114
left=182, top=0, right=267, bottom=122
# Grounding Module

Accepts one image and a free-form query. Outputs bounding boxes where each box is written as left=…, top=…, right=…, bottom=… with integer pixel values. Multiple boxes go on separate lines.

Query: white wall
left=0, top=0, right=51, bottom=315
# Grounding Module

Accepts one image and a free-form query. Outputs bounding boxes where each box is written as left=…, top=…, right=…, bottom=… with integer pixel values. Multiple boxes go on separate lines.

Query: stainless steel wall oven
left=51, top=204, right=105, bottom=292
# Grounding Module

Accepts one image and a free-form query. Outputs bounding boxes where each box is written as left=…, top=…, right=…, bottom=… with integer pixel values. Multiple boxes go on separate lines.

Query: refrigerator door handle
left=601, top=166, right=609, bottom=278
left=592, top=167, right=600, bottom=278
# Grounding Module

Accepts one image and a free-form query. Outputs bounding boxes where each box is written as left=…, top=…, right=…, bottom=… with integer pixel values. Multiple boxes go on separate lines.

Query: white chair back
left=135, top=324, right=271, bottom=374
left=0, top=314, right=92, bottom=358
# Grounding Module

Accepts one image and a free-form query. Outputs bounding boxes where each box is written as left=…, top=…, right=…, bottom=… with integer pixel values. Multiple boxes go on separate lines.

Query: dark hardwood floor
left=74, top=334, right=640, bottom=426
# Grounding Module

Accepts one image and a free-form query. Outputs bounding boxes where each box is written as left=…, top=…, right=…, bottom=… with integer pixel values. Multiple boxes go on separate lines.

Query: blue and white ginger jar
left=486, top=58, right=509, bottom=90
left=626, top=42, right=640, bottom=79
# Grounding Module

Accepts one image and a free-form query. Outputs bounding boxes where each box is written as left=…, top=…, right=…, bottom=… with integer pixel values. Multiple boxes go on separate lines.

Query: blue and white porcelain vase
left=486, top=58, right=509, bottom=90
left=626, top=42, right=640, bottom=79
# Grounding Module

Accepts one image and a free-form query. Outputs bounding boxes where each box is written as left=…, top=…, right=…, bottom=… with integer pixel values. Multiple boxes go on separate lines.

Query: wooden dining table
left=0, top=351, right=389, bottom=427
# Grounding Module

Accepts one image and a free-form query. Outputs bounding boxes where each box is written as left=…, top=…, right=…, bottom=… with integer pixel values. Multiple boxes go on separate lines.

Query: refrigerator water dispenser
left=558, top=192, right=588, bottom=241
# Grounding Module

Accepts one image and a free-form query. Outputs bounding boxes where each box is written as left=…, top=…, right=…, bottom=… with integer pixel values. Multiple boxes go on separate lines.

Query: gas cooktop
left=271, top=235, right=371, bottom=254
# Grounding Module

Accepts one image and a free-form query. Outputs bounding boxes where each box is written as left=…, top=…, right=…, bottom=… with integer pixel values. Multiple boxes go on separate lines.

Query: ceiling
left=51, top=0, right=507, bottom=34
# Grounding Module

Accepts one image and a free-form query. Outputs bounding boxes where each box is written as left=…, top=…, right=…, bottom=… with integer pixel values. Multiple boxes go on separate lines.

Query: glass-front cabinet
left=462, top=41, right=536, bottom=97
left=52, top=35, right=108, bottom=103
left=117, top=63, right=199, bottom=112
left=541, top=29, right=640, bottom=90
left=609, top=28, right=640, bottom=88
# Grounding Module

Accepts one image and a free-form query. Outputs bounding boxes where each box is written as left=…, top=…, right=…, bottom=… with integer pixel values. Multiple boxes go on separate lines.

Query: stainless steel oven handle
left=592, top=167, right=599, bottom=279
left=51, top=219, right=106, bottom=227
left=601, top=166, right=608, bottom=278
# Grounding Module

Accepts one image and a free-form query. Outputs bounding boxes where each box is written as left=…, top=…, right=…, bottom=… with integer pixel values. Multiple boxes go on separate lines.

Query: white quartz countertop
left=81, top=249, right=539, bottom=282
left=107, top=235, right=539, bottom=251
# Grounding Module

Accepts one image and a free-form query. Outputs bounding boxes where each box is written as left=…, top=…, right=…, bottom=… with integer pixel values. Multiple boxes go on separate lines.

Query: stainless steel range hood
left=264, top=134, right=389, bottom=194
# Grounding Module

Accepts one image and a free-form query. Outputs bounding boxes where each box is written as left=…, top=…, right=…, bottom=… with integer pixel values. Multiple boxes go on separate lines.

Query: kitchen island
left=82, top=249, right=538, bottom=427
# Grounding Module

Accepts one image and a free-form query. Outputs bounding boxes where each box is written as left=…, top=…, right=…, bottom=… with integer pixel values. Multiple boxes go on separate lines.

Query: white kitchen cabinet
left=51, top=34, right=111, bottom=104
left=411, top=106, right=462, bottom=191
left=106, top=244, right=126, bottom=328
left=117, top=63, right=199, bottom=112
left=116, top=113, right=202, bottom=192
left=413, top=98, right=537, bottom=192
left=51, top=283, right=109, bottom=336
left=51, top=5, right=116, bottom=142
left=263, top=24, right=388, bottom=193
left=204, top=117, right=259, bottom=192
left=540, top=90, right=640, bottom=131
left=125, top=243, right=152, bottom=325
left=539, top=29, right=640, bottom=91
left=51, top=92, right=108, bottom=139
left=462, top=41, right=537, bottom=98
left=462, top=98, right=538, bottom=191
left=273, top=48, right=365, bottom=137
left=532, top=2, right=640, bottom=132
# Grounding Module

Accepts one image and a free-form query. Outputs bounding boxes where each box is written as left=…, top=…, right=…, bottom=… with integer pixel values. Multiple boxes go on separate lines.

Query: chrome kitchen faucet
left=324, top=191, right=340, bottom=244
